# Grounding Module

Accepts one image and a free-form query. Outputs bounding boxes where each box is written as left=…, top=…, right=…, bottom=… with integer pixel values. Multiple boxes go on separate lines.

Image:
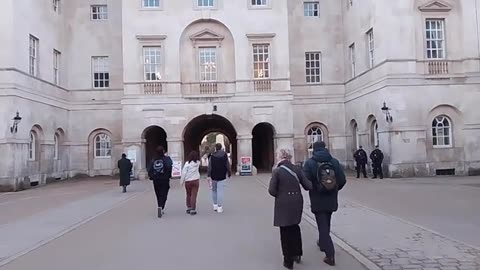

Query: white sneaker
left=213, top=204, right=218, bottom=211
left=217, top=206, right=223, bottom=213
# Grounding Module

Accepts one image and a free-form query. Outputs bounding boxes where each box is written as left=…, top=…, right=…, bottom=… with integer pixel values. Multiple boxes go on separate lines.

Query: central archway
left=183, top=114, right=237, bottom=172
left=252, top=123, right=275, bottom=172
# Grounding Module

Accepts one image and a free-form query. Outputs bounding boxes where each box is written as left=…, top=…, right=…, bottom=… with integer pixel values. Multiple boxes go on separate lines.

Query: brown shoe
left=323, top=257, right=335, bottom=266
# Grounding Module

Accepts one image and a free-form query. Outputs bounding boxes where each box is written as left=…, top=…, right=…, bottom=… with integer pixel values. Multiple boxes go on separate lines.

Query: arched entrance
left=183, top=114, right=237, bottom=172
left=252, top=123, right=275, bottom=172
left=143, top=126, right=167, bottom=168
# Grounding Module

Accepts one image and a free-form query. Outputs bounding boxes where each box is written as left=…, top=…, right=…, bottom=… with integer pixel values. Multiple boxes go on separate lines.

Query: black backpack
left=316, top=162, right=338, bottom=192
left=151, top=158, right=166, bottom=179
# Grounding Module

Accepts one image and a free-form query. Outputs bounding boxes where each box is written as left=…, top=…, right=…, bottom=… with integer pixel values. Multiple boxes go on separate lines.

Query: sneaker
left=213, top=204, right=218, bottom=211
left=190, top=210, right=197, bottom=215
left=217, top=206, right=223, bottom=213
left=186, top=209, right=191, bottom=214
left=157, top=207, right=163, bottom=218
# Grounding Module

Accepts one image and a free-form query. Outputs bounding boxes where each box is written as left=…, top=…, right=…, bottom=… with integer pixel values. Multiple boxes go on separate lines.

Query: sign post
left=240, top=156, right=252, bottom=176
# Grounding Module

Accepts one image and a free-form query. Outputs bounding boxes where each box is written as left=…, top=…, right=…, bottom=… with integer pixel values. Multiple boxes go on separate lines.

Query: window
left=432, top=116, right=451, bottom=147
left=54, top=134, right=59, bottom=160
left=92, top=57, right=109, bottom=88
left=199, top=47, right=217, bottom=81
left=371, top=120, right=379, bottom=147
left=143, top=0, right=160, bottom=8
left=143, top=47, right=161, bottom=81
left=29, top=132, right=36, bottom=161
left=426, top=19, right=445, bottom=59
left=305, top=52, right=321, bottom=83
left=53, top=0, right=60, bottom=12
left=367, top=29, right=374, bottom=68
left=349, top=43, right=356, bottom=78
left=304, top=2, right=319, bottom=17
left=251, top=0, right=267, bottom=6
left=198, top=0, right=214, bottom=7
left=253, top=44, right=270, bottom=79
left=91, top=5, right=108, bottom=20
left=352, top=121, right=359, bottom=150
left=94, top=134, right=112, bottom=158
left=307, top=126, right=324, bottom=155
left=29, top=35, right=38, bottom=76
left=53, top=50, right=60, bottom=85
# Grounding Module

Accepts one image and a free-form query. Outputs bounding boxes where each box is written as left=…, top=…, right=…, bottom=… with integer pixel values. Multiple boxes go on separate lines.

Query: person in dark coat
left=117, top=154, right=132, bottom=193
left=303, top=141, right=347, bottom=266
left=269, top=149, right=312, bottom=270
left=353, top=146, right=368, bottom=178
left=370, top=145, right=384, bottom=179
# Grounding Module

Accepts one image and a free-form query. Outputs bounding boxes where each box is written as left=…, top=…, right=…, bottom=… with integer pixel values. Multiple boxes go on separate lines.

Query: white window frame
left=197, top=0, right=215, bottom=8
left=251, top=0, right=267, bottom=6
left=304, top=1, right=319, bottom=17
left=54, top=134, right=59, bottom=160
left=29, top=131, right=36, bottom=161
left=425, top=19, right=445, bottom=59
left=253, top=44, right=270, bottom=79
left=91, top=5, right=108, bottom=20
left=142, top=0, right=160, bottom=8
left=29, top=35, right=39, bottom=77
left=92, top=56, right=110, bottom=89
left=367, top=29, right=375, bottom=68
left=143, top=47, right=162, bottom=81
left=53, top=49, right=60, bottom=85
left=305, top=51, right=321, bottom=84
left=199, top=47, right=218, bottom=82
left=432, top=116, right=452, bottom=148
left=94, top=133, right=112, bottom=158
left=53, top=0, right=60, bottom=12
left=349, top=43, right=356, bottom=78
left=307, top=126, right=324, bottom=156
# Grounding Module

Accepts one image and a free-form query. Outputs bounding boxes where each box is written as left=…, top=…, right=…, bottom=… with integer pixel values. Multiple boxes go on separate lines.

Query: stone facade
left=1, top=0, right=479, bottom=191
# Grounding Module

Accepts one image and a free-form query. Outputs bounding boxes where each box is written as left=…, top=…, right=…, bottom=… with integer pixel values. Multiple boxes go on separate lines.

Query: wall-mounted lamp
left=381, top=102, right=393, bottom=123
left=213, top=105, right=217, bottom=112
left=10, top=111, right=22, bottom=134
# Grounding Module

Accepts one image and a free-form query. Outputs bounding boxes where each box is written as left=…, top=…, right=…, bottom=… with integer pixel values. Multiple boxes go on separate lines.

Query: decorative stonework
left=418, top=1, right=452, bottom=12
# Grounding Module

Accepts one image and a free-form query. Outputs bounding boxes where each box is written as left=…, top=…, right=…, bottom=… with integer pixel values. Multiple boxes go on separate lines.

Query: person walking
left=117, top=153, right=132, bottom=193
left=180, top=151, right=201, bottom=215
left=148, top=146, right=173, bottom=218
left=207, top=143, right=231, bottom=213
left=353, top=146, right=368, bottom=178
left=269, top=149, right=312, bottom=270
left=303, top=141, right=347, bottom=266
left=370, top=145, right=384, bottom=179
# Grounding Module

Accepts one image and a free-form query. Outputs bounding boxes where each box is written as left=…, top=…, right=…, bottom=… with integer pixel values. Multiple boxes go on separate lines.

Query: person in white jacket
left=180, top=151, right=201, bottom=215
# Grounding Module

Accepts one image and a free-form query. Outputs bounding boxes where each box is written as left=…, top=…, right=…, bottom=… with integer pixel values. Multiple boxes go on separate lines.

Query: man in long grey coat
left=118, top=154, right=132, bottom=193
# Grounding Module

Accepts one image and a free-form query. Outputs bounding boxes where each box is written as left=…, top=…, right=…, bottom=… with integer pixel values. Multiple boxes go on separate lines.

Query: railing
left=427, top=60, right=449, bottom=75
left=254, top=79, right=272, bottom=92
left=199, top=82, right=218, bottom=94
left=143, top=82, right=162, bottom=94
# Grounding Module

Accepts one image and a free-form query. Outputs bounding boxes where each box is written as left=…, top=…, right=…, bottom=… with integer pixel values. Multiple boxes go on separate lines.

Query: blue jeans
left=211, top=180, right=226, bottom=206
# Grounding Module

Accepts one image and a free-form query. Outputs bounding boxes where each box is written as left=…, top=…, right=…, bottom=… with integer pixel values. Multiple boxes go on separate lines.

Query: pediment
left=190, top=29, right=224, bottom=42
left=419, top=1, right=452, bottom=12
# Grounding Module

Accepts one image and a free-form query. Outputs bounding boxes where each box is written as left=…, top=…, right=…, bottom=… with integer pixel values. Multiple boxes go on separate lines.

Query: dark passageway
left=252, top=123, right=275, bottom=173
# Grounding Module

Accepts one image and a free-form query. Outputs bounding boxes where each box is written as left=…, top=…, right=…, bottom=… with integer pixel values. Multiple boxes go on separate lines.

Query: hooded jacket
left=207, top=150, right=232, bottom=181
left=303, top=147, right=347, bottom=212
left=180, top=161, right=201, bottom=184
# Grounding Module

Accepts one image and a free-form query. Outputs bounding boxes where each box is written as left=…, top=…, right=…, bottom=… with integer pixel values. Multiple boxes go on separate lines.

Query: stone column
left=236, top=135, right=252, bottom=173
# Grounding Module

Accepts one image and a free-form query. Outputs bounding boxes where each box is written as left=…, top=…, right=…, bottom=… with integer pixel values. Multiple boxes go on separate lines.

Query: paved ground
left=0, top=176, right=365, bottom=270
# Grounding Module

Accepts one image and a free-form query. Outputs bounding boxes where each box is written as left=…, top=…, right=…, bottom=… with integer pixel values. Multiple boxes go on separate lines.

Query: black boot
left=293, top=256, right=301, bottom=264
left=283, top=257, right=294, bottom=269
left=323, top=257, right=335, bottom=266
left=122, top=186, right=127, bottom=193
left=157, top=207, right=163, bottom=218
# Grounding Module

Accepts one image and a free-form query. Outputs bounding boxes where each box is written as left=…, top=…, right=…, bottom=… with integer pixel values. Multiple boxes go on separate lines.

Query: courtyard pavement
left=0, top=176, right=365, bottom=270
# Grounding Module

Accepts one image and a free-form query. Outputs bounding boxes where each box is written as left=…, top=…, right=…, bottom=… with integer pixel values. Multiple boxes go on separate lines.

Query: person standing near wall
left=117, top=153, right=132, bottom=193
left=180, top=151, right=201, bottom=215
left=148, top=146, right=173, bottom=218
left=207, top=143, right=231, bottom=213
left=370, top=145, right=384, bottom=179
left=353, top=146, right=368, bottom=178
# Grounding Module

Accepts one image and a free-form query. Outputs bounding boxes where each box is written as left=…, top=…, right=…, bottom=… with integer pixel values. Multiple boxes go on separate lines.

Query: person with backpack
left=303, top=141, right=347, bottom=266
left=269, top=149, right=312, bottom=269
left=180, top=151, right=201, bottom=215
left=148, top=146, right=173, bottom=218
left=207, top=143, right=232, bottom=213
left=353, top=146, right=368, bottom=178
left=370, top=145, right=384, bottom=179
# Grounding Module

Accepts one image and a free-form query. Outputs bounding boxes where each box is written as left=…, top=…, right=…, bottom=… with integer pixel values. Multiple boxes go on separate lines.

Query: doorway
left=252, top=123, right=275, bottom=172
left=143, top=126, right=167, bottom=168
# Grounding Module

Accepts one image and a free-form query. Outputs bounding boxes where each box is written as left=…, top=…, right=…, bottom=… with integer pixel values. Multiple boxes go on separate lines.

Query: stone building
left=0, top=0, right=479, bottom=191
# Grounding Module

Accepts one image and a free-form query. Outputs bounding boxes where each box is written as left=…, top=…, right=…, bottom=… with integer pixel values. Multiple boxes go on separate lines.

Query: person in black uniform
left=353, top=146, right=368, bottom=178
left=370, top=145, right=384, bottom=179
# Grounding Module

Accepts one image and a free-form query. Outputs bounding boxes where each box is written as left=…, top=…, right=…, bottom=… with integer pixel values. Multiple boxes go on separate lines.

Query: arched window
left=94, top=133, right=112, bottom=158
left=371, top=120, right=379, bottom=147
left=307, top=125, right=324, bottom=155
left=54, top=134, right=59, bottom=160
left=352, top=122, right=359, bottom=150
left=29, top=131, right=36, bottom=161
left=432, top=116, right=452, bottom=147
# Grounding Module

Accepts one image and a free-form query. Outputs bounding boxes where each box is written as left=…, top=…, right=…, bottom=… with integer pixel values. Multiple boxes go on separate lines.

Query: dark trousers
left=356, top=163, right=367, bottom=178
left=153, top=181, right=170, bottom=209
left=314, top=212, right=335, bottom=258
left=185, top=180, right=200, bottom=210
left=280, top=225, right=303, bottom=260
left=372, top=163, right=383, bottom=179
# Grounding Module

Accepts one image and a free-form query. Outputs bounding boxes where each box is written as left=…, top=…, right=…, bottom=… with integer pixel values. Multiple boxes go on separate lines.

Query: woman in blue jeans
left=207, top=143, right=232, bottom=213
